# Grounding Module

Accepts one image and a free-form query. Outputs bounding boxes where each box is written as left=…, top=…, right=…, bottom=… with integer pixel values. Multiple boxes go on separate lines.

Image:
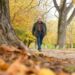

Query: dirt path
left=30, top=48, right=75, bottom=59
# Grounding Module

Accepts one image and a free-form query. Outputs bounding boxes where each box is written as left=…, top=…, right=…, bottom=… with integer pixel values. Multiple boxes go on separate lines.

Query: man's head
left=37, top=16, right=42, bottom=22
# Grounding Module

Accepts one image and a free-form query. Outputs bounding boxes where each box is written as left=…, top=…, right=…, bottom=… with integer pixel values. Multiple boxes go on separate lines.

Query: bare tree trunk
left=53, top=0, right=75, bottom=48
left=57, top=0, right=67, bottom=48
left=0, top=0, right=27, bottom=49
left=57, top=20, right=67, bottom=48
left=69, top=26, right=73, bottom=48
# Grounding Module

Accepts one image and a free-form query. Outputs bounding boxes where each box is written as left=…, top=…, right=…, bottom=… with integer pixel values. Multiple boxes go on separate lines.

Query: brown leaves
left=0, top=44, right=20, bottom=52
left=56, top=70, right=70, bottom=75
left=0, top=45, right=75, bottom=75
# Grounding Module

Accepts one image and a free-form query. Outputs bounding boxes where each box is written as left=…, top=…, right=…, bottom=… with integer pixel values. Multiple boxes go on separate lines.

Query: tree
left=0, top=0, right=27, bottom=49
left=53, top=0, right=75, bottom=48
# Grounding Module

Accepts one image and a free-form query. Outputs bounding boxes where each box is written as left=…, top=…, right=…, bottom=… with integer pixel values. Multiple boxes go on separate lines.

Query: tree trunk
left=69, top=27, right=73, bottom=48
left=57, top=16, right=67, bottom=48
left=53, top=0, right=75, bottom=48
left=0, top=0, right=27, bottom=49
left=56, top=0, right=67, bottom=48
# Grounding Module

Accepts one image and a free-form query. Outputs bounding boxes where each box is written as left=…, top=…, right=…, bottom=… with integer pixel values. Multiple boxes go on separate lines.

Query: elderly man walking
left=32, top=16, right=47, bottom=51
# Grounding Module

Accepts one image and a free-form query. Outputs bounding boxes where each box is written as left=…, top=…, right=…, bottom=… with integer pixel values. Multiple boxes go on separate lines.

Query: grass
left=64, top=65, right=75, bottom=73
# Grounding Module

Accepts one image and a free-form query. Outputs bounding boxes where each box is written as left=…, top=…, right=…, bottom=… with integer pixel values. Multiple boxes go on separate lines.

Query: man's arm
left=32, top=23, right=36, bottom=35
left=43, top=22, right=47, bottom=35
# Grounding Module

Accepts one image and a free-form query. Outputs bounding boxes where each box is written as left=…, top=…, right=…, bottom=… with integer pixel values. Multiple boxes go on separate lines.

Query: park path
left=30, top=48, right=75, bottom=59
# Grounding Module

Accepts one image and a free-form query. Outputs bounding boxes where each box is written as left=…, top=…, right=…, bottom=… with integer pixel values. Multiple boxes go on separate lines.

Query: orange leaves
left=0, top=59, right=9, bottom=70
left=6, top=55, right=37, bottom=75
left=0, top=44, right=20, bottom=52
left=6, top=59, right=28, bottom=75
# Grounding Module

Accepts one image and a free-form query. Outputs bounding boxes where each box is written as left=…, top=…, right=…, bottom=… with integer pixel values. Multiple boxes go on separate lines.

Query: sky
left=37, top=0, right=74, bottom=21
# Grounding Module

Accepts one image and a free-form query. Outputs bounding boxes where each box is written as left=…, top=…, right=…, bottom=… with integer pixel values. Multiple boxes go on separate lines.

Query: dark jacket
left=32, top=21, right=47, bottom=37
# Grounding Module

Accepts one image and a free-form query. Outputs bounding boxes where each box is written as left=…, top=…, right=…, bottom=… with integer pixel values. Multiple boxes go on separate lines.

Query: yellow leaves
left=9, top=0, right=39, bottom=19
left=9, top=0, right=42, bottom=46
left=38, top=68, right=56, bottom=75
left=72, top=0, right=75, bottom=5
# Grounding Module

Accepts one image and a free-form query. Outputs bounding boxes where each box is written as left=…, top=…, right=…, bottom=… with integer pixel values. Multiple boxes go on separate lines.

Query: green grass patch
left=64, top=65, right=75, bottom=73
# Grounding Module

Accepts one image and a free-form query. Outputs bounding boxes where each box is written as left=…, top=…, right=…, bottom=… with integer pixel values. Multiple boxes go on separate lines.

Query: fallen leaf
left=38, top=68, right=56, bottom=75
left=71, top=72, right=75, bottom=75
left=56, top=70, right=70, bottom=75
left=0, top=58, right=9, bottom=70
left=6, top=57, right=28, bottom=75
left=0, top=44, right=20, bottom=52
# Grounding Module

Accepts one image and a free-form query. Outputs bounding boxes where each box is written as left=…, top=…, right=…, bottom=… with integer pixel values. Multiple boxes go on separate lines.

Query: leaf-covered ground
left=0, top=44, right=75, bottom=75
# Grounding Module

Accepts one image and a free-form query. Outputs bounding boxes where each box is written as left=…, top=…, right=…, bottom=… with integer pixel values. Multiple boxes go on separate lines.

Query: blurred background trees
left=9, top=0, right=75, bottom=49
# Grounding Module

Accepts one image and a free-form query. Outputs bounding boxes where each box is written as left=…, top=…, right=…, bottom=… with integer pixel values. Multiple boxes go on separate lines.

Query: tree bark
left=57, top=15, right=67, bottom=48
left=0, top=0, right=27, bottom=49
left=56, top=0, right=67, bottom=48
left=53, top=0, right=75, bottom=48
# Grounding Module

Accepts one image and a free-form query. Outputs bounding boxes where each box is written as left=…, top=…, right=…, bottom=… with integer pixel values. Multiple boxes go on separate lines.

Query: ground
left=30, top=48, right=75, bottom=59
left=0, top=44, right=75, bottom=75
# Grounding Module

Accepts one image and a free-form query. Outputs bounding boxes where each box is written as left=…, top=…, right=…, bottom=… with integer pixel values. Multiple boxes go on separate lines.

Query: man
left=32, top=16, right=47, bottom=51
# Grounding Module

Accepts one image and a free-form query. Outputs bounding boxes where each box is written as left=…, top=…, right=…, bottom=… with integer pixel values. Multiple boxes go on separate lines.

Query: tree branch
left=67, top=8, right=75, bottom=25
left=66, top=2, right=73, bottom=14
left=54, top=10, right=59, bottom=18
left=53, top=0, right=60, bottom=12
left=12, top=0, right=34, bottom=22
left=23, top=0, right=42, bottom=13
left=42, top=6, right=54, bottom=16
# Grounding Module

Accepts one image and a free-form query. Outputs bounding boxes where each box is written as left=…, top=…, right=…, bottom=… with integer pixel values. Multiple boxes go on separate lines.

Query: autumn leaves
left=73, top=0, right=75, bottom=4
left=0, top=44, right=75, bottom=75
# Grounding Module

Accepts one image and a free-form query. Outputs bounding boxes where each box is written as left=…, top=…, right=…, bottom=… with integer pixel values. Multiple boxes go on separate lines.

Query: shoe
left=38, top=48, right=41, bottom=52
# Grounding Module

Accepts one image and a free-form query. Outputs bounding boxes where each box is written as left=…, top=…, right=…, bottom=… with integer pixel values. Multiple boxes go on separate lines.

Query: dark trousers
left=37, top=32, right=43, bottom=51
